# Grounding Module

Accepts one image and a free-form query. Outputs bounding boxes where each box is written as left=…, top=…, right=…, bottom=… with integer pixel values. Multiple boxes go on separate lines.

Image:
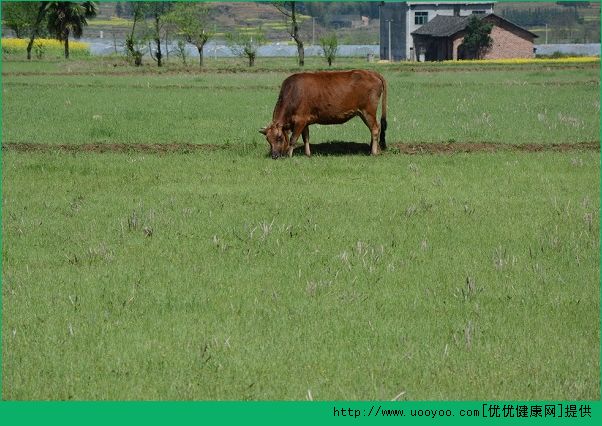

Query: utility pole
left=387, top=20, right=393, bottom=62
left=378, top=5, right=381, bottom=50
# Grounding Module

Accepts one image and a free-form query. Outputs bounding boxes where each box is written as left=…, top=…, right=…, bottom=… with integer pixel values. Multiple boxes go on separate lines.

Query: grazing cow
left=259, top=70, right=387, bottom=159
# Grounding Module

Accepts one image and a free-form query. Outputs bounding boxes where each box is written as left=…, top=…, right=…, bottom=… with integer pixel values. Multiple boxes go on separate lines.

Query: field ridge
left=3, top=141, right=599, bottom=155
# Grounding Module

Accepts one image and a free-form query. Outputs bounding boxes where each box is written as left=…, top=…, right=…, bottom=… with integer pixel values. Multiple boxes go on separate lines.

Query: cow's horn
left=259, top=127, right=268, bottom=135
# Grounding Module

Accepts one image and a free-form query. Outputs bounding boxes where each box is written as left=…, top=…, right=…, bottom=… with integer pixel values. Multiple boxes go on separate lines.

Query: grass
left=1, top=58, right=600, bottom=400
left=2, top=59, right=600, bottom=146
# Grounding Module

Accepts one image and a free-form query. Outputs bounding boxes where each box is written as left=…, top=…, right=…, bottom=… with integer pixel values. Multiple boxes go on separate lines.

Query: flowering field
left=443, top=56, right=600, bottom=65
left=1, top=38, right=91, bottom=58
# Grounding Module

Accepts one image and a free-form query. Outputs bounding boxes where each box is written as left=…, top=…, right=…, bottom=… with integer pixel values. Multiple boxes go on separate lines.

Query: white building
left=380, top=1, right=495, bottom=61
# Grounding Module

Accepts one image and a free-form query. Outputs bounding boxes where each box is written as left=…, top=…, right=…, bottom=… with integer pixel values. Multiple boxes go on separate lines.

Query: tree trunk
left=291, top=3, right=304, bottom=67
left=249, top=53, right=255, bottom=67
left=64, top=31, right=70, bottom=59
left=27, top=36, right=35, bottom=60
left=26, top=2, right=47, bottom=60
left=197, top=45, right=204, bottom=67
left=296, top=40, right=304, bottom=67
left=156, top=37, right=162, bottom=66
left=154, top=14, right=162, bottom=67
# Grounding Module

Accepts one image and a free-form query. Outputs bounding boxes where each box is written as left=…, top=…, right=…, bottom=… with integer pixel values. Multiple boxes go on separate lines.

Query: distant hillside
left=88, top=1, right=600, bottom=45
left=4, top=2, right=599, bottom=46
left=497, top=1, right=600, bottom=43
left=85, top=2, right=338, bottom=43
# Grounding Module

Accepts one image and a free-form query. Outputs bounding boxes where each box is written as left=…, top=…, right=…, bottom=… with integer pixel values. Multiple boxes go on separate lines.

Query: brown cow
left=259, top=70, right=387, bottom=159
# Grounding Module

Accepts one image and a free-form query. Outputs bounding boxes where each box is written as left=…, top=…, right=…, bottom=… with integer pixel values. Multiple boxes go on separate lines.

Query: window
left=472, top=10, right=486, bottom=15
left=415, top=11, right=428, bottom=25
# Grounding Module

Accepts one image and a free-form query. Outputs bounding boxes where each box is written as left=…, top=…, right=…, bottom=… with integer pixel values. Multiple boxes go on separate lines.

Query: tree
left=4, top=2, right=41, bottom=38
left=226, top=27, right=266, bottom=67
left=44, top=1, right=98, bottom=59
left=147, top=2, right=172, bottom=67
left=125, top=1, right=146, bottom=66
left=319, top=33, right=338, bottom=66
left=273, top=2, right=305, bottom=67
left=460, top=15, right=493, bottom=59
left=26, top=2, right=49, bottom=60
left=167, top=3, right=213, bottom=68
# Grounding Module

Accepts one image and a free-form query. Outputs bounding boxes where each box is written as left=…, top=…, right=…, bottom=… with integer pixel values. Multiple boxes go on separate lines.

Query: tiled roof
left=411, top=15, right=471, bottom=37
left=411, top=14, right=539, bottom=39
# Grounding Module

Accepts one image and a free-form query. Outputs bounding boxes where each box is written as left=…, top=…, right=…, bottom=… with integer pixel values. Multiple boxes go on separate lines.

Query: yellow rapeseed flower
left=2, top=38, right=90, bottom=57
left=442, top=57, right=599, bottom=65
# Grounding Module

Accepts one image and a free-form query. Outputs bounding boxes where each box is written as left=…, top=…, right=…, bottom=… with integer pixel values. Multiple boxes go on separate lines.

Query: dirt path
left=2, top=141, right=599, bottom=155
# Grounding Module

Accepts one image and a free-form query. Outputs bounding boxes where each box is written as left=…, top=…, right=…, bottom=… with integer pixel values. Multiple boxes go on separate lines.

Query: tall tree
left=26, top=2, right=49, bottom=60
left=125, top=1, right=146, bottom=66
left=167, top=3, right=213, bottom=68
left=460, top=15, right=493, bottom=59
left=44, top=1, right=98, bottom=59
left=273, top=2, right=305, bottom=67
left=147, top=2, right=172, bottom=67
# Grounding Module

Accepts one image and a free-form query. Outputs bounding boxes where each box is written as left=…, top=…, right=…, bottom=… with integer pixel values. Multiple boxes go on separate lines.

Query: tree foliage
left=4, top=2, right=44, bottom=38
left=319, top=33, right=338, bottom=66
left=44, top=1, right=98, bottom=59
left=226, top=27, right=266, bottom=67
left=460, top=15, right=493, bottom=60
left=146, top=2, right=172, bottom=67
left=166, top=3, right=213, bottom=67
left=124, top=1, right=147, bottom=66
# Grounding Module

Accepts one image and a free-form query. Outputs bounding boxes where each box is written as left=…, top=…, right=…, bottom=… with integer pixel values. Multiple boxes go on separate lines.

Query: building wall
left=482, top=25, right=535, bottom=59
left=451, top=25, right=535, bottom=60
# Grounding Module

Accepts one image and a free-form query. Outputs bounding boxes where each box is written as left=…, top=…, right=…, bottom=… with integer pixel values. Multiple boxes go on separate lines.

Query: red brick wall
left=482, top=25, right=535, bottom=59
left=451, top=23, right=535, bottom=60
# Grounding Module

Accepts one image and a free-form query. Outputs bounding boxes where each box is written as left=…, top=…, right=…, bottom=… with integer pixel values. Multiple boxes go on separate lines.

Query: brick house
left=380, top=2, right=495, bottom=61
left=411, top=13, right=538, bottom=61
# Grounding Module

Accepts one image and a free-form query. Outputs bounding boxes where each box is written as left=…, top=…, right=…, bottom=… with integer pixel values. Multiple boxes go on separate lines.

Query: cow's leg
left=359, top=112, right=380, bottom=155
left=287, top=123, right=306, bottom=157
left=302, top=126, right=311, bottom=157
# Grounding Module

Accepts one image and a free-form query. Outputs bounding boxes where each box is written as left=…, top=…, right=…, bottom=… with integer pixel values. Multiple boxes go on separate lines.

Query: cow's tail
left=379, top=74, right=387, bottom=150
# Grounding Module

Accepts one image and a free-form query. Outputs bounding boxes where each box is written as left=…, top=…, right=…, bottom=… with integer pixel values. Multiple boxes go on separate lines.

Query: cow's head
left=259, top=123, right=291, bottom=159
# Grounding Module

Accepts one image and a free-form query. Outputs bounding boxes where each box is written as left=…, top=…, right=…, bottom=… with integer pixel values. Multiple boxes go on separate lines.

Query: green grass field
left=1, top=57, right=600, bottom=400
left=2, top=58, right=600, bottom=146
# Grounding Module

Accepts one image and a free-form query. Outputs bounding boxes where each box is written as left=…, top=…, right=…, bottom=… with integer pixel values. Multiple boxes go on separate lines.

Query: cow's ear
left=259, top=127, right=268, bottom=135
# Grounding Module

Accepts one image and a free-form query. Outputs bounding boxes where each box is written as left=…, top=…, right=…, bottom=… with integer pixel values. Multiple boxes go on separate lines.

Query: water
left=81, top=38, right=380, bottom=58
left=76, top=38, right=602, bottom=59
